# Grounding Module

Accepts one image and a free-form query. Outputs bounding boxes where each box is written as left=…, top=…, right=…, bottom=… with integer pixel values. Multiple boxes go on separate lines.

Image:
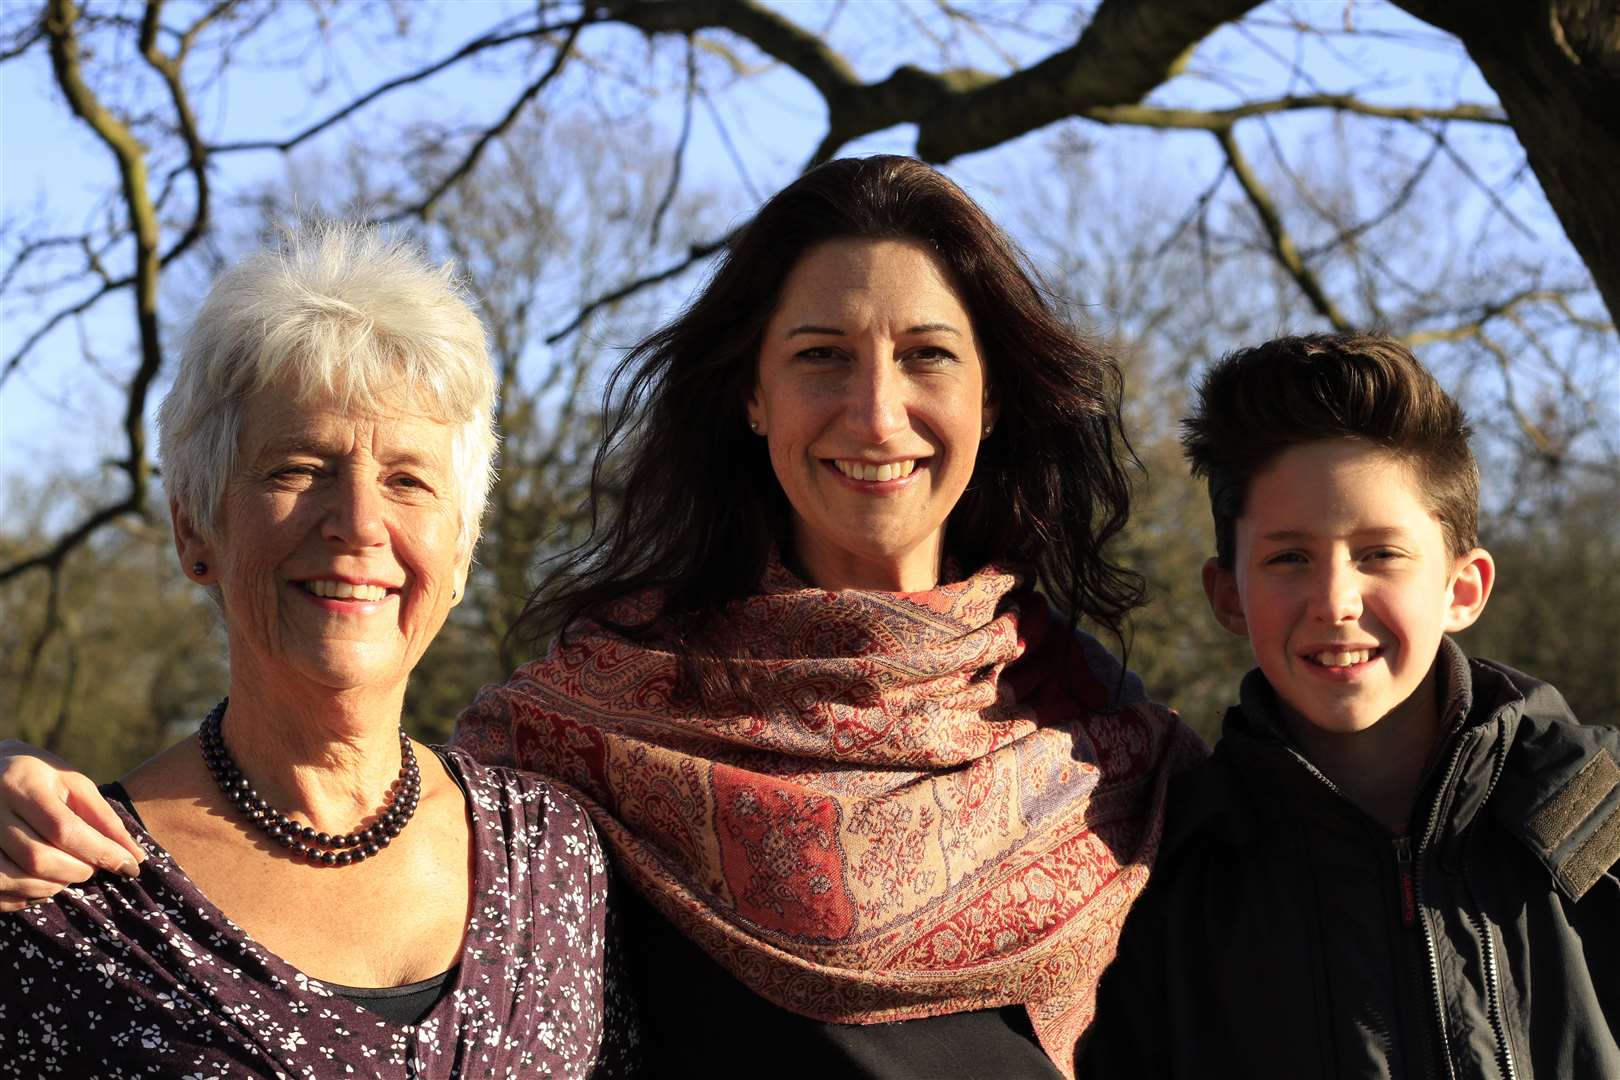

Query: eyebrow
left=1259, top=527, right=1412, bottom=542
left=252, top=437, right=441, bottom=473
left=256, top=435, right=339, bottom=458
left=783, top=322, right=962, bottom=338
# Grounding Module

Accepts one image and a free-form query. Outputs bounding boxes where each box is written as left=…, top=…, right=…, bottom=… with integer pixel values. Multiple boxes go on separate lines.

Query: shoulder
left=1010, top=594, right=1155, bottom=712
left=1476, top=666, right=1620, bottom=903
left=437, top=746, right=605, bottom=860
left=1156, top=743, right=1254, bottom=869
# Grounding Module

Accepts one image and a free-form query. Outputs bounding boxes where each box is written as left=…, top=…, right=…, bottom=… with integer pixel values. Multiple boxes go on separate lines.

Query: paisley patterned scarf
left=452, top=561, right=1201, bottom=1077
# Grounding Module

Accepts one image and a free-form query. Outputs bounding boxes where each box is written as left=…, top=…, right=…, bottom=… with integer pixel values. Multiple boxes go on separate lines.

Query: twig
left=377, top=17, right=587, bottom=224
left=544, top=233, right=730, bottom=346
left=210, top=19, right=580, bottom=155
left=650, top=34, right=698, bottom=248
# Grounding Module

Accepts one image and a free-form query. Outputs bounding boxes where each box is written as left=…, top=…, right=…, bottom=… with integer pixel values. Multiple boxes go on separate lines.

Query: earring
left=192, top=562, right=208, bottom=576
left=749, top=420, right=761, bottom=433
left=982, top=425, right=993, bottom=437
left=451, top=588, right=458, bottom=600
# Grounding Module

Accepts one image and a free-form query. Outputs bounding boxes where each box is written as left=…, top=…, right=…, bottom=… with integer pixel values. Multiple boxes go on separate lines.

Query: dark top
left=1078, top=639, right=1620, bottom=1080
left=103, top=776, right=457, bottom=1027
left=622, top=890, right=1064, bottom=1079
left=1, top=747, right=639, bottom=1078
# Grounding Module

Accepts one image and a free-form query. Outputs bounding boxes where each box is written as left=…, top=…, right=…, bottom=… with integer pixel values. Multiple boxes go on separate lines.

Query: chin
left=1278, top=690, right=1398, bottom=738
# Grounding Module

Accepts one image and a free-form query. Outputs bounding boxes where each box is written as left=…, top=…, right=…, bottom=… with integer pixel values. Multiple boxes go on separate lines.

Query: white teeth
left=835, top=459, right=918, bottom=482
left=1312, top=649, right=1374, bottom=668
left=304, top=580, right=387, bottom=601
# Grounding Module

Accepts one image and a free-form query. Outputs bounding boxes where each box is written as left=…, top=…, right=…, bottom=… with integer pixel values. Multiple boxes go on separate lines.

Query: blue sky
left=0, top=2, right=1561, bottom=501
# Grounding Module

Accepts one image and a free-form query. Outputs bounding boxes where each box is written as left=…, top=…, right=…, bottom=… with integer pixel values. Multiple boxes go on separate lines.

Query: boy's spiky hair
left=1181, top=332, right=1480, bottom=567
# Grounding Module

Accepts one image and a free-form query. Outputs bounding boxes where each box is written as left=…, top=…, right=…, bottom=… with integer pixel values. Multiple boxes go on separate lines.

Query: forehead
left=237, top=386, right=455, bottom=459
left=1239, top=439, right=1444, bottom=541
left=770, top=238, right=970, bottom=325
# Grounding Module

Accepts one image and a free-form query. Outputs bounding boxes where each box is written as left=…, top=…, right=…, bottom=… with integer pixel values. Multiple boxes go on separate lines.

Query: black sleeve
left=1075, top=874, right=1173, bottom=1079
left=590, top=876, right=646, bottom=1078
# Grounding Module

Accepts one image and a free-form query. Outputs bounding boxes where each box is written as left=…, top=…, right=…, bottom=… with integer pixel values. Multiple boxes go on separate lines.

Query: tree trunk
left=1400, top=0, right=1620, bottom=324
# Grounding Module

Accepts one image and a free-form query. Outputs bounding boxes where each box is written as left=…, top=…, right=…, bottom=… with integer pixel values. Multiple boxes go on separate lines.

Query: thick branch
left=141, top=0, right=211, bottom=275
left=1396, top=0, right=1620, bottom=322
left=11, top=0, right=165, bottom=580
left=919, top=0, right=1255, bottom=160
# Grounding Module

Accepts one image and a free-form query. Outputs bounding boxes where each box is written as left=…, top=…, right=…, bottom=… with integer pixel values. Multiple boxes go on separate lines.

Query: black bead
left=319, top=851, right=338, bottom=867
left=334, top=852, right=353, bottom=867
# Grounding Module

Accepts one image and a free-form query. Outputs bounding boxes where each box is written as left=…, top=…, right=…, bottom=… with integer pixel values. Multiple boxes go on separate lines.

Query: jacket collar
left=1217, top=638, right=1514, bottom=849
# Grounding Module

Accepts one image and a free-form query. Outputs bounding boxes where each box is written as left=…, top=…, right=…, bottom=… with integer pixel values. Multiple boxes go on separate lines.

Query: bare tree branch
left=0, top=20, right=44, bottom=63
left=376, top=18, right=588, bottom=224
left=649, top=34, right=698, bottom=248
left=1216, top=126, right=1352, bottom=331
left=544, top=234, right=730, bottom=346
left=209, top=19, right=584, bottom=155
left=2, top=0, right=167, bottom=582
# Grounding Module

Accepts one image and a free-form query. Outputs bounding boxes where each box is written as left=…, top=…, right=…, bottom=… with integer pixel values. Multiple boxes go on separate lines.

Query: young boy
left=1079, top=333, right=1619, bottom=1079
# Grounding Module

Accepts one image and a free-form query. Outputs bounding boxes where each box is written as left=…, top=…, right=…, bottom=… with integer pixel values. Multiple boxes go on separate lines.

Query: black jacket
left=1078, top=639, right=1620, bottom=1080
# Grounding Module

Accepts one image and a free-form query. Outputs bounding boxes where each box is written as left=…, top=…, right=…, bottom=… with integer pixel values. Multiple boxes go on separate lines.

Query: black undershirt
left=621, top=889, right=1066, bottom=1079
left=102, top=764, right=460, bottom=1027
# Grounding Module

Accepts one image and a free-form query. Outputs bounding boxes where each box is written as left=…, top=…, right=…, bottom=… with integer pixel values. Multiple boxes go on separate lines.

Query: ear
left=1443, top=547, right=1495, bottom=633
left=450, top=547, right=474, bottom=608
left=1202, top=557, right=1249, bottom=638
left=981, top=380, right=1001, bottom=437
left=744, top=385, right=766, bottom=436
left=170, top=500, right=217, bottom=585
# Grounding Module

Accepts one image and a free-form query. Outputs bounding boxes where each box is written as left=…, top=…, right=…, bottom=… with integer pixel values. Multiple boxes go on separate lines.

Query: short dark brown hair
left=520, top=155, right=1142, bottom=646
left=1181, top=333, right=1480, bottom=567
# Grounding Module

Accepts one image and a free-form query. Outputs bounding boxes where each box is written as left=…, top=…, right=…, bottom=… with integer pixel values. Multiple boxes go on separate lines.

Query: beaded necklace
left=198, top=699, right=420, bottom=867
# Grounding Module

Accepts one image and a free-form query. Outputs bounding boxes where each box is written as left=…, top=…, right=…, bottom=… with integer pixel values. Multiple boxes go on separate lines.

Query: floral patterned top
left=0, top=748, right=638, bottom=1078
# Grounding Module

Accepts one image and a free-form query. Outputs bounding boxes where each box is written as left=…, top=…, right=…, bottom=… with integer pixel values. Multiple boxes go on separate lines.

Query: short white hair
left=158, top=222, right=498, bottom=553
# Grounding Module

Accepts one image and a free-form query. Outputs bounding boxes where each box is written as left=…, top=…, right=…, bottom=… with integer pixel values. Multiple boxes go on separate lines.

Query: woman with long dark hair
left=454, top=156, right=1200, bottom=1077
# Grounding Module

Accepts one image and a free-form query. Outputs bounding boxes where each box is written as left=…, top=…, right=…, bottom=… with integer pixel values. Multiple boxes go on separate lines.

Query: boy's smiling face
left=1204, top=438, right=1493, bottom=741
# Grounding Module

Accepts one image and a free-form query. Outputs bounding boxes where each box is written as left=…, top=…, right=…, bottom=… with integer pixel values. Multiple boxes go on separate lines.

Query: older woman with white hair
left=0, top=225, right=630, bottom=1077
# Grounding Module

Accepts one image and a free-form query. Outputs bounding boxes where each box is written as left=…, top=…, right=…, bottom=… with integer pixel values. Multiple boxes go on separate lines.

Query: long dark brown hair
left=517, top=155, right=1143, bottom=651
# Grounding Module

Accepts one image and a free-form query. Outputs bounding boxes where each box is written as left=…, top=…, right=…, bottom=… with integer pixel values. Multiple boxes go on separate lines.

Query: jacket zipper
left=1288, top=749, right=1449, bottom=1080
left=1469, top=721, right=1520, bottom=1080
left=1393, top=835, right=1417, bottom=927
left=1414, top=735, right=1471, bottom=1080
left=1474, top=908, right=1519, bottom=1080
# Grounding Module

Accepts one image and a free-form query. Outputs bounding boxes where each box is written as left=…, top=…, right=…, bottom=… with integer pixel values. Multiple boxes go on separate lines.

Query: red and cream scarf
left=452, top=561, right=1201, bottom=1076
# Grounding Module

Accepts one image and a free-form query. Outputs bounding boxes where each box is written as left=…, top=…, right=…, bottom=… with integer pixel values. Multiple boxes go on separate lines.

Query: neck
left=214, top=668, right=411, bottom=834
left=1284, top=665, right=1445, bottom=833
left=791, top=531, right=944, bottom=592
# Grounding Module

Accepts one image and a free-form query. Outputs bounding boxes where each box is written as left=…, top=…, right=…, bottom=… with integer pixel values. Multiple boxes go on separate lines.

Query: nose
left=321, top=472, right=388, bottom=548
left=1311, top=561, right=1363, bottom=623
left=843, top=351, right=908, bottom=444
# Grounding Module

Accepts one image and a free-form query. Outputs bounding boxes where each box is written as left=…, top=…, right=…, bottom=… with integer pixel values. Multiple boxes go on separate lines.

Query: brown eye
left=794, top=346, right=843, bottom=363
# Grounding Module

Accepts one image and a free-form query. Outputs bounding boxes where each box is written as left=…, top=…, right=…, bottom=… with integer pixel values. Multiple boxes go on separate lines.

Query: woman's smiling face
left=747, top=238, right=996, bottom=592
left=178, top=386, right=470, bottom=701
